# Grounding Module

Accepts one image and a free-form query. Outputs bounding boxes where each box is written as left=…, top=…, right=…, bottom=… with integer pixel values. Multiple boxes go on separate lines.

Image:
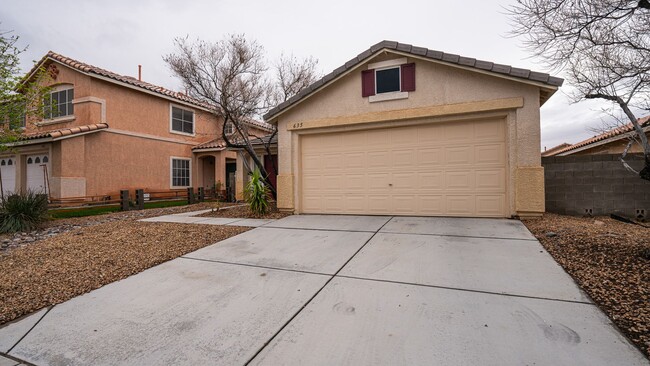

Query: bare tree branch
left=508, top=0, right=650, bottom=180
left=164, top=34, right=321, bottom=197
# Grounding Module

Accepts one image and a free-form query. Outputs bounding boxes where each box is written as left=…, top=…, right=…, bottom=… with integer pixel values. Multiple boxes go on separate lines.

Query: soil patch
left=198, top=202, right=291, bottom=220
left=522, top=213, right=650, bottom=357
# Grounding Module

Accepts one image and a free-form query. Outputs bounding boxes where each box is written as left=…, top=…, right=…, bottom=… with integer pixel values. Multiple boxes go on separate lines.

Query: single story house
left=543, top=116, right=650, bottom=156
left=0, top=52, right=273, bottom=199
left=263, top=40, right=563, bottom=218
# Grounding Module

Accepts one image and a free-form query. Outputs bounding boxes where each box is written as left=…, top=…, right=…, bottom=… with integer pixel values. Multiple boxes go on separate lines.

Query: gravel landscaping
left=522, top=213, right=650, bottom=358
left=0, top=220, right=249, bottom=326
left=0, top=202, right=232, bottom=253
left=198, top=202, right=292, bottom=220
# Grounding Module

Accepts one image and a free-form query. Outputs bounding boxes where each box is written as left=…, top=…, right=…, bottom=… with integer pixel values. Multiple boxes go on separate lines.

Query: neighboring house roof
left=202, top=133, right=278, bottom=152
left=264, top=40, right=564, bottom=121
left=192, top=138, right=227, bottom=151
left=541, top=142, right=571, bottom=157
left=551, top=116, right=650, bottom=156
left=248, top=133, right=278, bottom=147
left=25, top=51, right=274, bottom=132
left=18, top=123, right=108, bottom=143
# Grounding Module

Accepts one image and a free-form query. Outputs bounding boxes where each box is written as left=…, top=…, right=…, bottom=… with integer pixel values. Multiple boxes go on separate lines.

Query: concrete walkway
left=138, top=208, right=278, bottom=227
left=1, top=215, right=648, bottom=365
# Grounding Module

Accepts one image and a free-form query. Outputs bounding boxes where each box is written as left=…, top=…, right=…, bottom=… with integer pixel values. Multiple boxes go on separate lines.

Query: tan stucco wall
left=272, top=52, right=549, bottom=217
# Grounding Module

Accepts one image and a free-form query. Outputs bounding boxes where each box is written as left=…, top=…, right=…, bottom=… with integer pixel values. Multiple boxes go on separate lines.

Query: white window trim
left=44, top=84, right=75, bottom=121
left=169, top=104, right=196, bottom=137
left=367, top=57, right=407, bottom=70
left=170, top=156, right=192, bottom=189
left=369, top=91, right=409, bottom=103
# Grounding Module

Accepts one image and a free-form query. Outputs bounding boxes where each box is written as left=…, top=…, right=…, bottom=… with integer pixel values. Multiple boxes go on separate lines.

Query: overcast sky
left=1, top=0, right=632, bottom=150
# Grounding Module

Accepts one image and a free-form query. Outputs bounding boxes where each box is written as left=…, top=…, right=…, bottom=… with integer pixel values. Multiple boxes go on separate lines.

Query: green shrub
left=0, top=191, right=49, bottom=233
left=244, top=168, right=270, bottom=216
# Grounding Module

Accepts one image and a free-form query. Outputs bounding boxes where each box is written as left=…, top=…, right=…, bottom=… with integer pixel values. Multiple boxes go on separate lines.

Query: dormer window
left=362, top=58, right=415, bottom=102
left=44, top=86, right=74, bottom=119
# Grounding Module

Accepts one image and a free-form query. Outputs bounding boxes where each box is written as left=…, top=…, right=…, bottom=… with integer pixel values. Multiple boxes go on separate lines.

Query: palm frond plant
left=244, top=168, right=270, bottom=216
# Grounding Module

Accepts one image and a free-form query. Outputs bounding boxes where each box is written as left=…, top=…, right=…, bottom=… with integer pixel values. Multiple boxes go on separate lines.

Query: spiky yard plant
left=0, top=191, right=49, bottom=233
left=244, top=168, right=270, bottom=216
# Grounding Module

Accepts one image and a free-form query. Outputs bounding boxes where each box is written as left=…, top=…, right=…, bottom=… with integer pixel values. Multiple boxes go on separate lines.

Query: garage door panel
left=418, top=171, right=444, bottom=190
left=417, top=148, right=444, bottom=166
left=475, top=169, right=506, bottom=192
left=418, top=195, right=445, bottom=214
left=344, top=174, right=366, bottom=190
left=391, top=149, right=416, bottom=167
left=474, top=119, right=505, bottom=141
left=344, top=195, right=368, bottom=213
left=446, top=146, right=474, bottom=165
left=300, top=119, right=507, bottom=217
left=476, top=195, right=506, bottom=217
left=367, top=173, right=390, bottom=190
left=446, top=195, right=476, bottom=215
left=367, top=196, right=391, bottom=213
left=393, top=195, right=419, bottom=214
left=475, top=144, right=506, bottom=165
left=368, top=151, right=390, bottom=167
left=445, top=171, right=474, bottom=190
left=302, top=155, right=322, bottom=172
left=344, top=152, right=366, bottom=168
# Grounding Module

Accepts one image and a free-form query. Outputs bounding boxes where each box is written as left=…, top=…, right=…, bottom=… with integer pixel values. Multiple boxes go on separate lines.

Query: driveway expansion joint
left=378, top=230, right=539, bottom=241
left=180, top=256, right=333, bottom=277
left=242, top=216, right=395, bottom=365
left=6, top=306, right=54, bottom=354
left=335, top=275, right=595, bottom=306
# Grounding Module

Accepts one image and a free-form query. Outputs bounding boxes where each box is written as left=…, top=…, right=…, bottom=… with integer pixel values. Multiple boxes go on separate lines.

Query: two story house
left=0, top=51, right=273, bottom=200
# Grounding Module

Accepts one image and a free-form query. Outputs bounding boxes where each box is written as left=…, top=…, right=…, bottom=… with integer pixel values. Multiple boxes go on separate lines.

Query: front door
left=264, top=154, right=278, bottom=191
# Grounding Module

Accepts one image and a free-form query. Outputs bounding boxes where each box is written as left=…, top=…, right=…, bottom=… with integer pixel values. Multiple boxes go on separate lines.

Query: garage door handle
left=389, top=183, right=393, bottom=186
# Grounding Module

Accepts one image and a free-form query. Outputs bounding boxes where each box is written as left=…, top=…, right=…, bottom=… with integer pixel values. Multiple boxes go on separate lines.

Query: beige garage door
left=300, top=118, right=507, bottom=217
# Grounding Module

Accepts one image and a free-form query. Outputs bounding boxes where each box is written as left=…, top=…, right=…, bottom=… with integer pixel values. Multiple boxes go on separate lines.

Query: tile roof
left=551, top=116, right=650, bottom=156
left=264, top=40, right=564, bottom=121
left=541, top=142, right=571, bottom=157
left=31, top=52, right=215, bottom=110
left=22, top=123, right=109, bottom=141
left=192, top=138, right=227, bottom=151
left=27, top=51, right=274, bottom=132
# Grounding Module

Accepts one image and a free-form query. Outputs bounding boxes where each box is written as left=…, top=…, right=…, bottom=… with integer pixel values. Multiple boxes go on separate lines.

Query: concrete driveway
left=1, top=215, right=648, bottom=365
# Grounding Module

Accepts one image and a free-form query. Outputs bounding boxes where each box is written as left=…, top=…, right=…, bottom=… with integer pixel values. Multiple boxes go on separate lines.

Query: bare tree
left=508, top=0, right=650, bottom=180
left=164, top=34, right=320, bottom=197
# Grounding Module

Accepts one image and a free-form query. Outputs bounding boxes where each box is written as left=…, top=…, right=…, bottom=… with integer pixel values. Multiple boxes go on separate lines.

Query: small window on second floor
left=44, top=87, right=74, bottom=119
left=375, top=67, right=401, bottom=94
left=171, top=106, right=194, bottom=135
left=224, top=121, right=234, bottom=135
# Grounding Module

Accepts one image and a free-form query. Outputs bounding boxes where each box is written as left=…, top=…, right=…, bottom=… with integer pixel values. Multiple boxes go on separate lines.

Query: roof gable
left=264, top=40, right=564, bottom=122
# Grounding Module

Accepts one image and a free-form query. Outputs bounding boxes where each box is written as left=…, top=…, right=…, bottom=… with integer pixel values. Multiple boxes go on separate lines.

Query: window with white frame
left=171, top=158, right=191, bottom=187
left=44, top=87, right=74, bottom=119
left=224, top=121, right=234, bottom=135
left=171, top=106, right=194, bottom=134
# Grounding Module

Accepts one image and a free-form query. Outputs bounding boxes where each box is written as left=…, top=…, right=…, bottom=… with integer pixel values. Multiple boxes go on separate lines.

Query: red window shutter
left=361, top=69, right=375, bottom=97
left=401, top=63, right=416, bottom=92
